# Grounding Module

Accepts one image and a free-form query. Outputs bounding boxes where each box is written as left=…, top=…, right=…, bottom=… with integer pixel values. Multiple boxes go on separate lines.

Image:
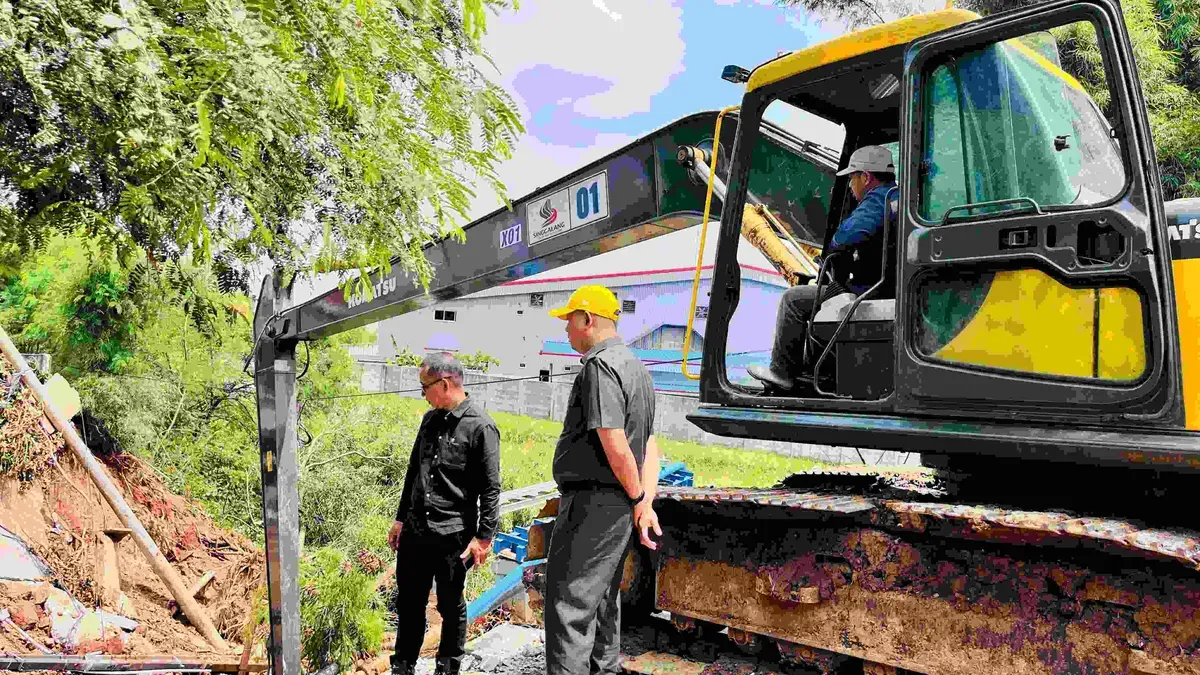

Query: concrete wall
left=359, top=363, right=916, bottom=467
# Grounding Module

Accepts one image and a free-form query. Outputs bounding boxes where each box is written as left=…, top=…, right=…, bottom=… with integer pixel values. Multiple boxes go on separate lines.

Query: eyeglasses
left=420, top=377, right=446, bottom=393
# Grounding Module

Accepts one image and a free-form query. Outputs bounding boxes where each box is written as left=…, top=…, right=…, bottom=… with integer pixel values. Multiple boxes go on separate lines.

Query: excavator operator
left=748, top=144, right=897, bottom=395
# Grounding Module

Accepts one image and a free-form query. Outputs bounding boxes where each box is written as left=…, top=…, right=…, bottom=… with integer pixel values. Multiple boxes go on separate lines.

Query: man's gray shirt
left=552, top=337, right=655, bottom=490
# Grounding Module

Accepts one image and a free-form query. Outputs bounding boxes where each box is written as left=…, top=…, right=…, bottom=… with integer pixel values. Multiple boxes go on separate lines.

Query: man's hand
left=634, top=502, right=662, bottom=551
left=460, top=537, right=492, bottom=567
left=387, top=520, right=403, bottom=552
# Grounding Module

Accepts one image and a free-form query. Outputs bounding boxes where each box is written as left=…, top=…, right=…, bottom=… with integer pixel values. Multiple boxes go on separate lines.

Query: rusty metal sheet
left=657, top=486, right=876, bottom=514
left=656, top=553, right=1200, bottom=675
left=883, top=501, right=1200, bottom=570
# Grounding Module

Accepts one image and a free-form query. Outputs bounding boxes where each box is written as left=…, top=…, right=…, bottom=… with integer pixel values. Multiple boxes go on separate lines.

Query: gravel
left=412, top=624, right=546, bottom=675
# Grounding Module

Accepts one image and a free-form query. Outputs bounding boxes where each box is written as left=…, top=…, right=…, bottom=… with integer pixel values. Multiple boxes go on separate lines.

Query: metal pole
left=253, top=274, right=302, bottom=675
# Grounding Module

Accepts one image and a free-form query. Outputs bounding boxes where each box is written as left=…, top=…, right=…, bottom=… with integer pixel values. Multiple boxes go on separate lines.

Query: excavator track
left=614, top=469, right=1200, bottom=675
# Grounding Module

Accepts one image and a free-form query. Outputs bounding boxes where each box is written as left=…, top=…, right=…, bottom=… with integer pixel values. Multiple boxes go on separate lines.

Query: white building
left=375, top=225, right=791, bottom=394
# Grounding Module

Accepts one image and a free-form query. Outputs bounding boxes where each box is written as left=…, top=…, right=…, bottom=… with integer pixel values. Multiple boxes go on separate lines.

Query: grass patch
left=655, top=437, right=820, bottom=488
left=377, top=395, right=821, bottom=492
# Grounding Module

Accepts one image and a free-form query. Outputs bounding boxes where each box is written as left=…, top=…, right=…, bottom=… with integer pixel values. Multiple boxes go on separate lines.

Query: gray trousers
left=544, top=489, right=634, bottom=675
left=770, top=281, right=848, bottom=378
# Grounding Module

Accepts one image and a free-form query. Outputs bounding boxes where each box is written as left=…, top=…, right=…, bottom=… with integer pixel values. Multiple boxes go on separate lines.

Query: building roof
left=473, top=222, right=788, bottom=297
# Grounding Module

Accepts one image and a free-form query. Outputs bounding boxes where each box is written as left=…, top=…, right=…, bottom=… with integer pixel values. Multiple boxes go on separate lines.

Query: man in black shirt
left=543, top=285, right=663, bottom=675
left=388, top=352, right=501, bottom=675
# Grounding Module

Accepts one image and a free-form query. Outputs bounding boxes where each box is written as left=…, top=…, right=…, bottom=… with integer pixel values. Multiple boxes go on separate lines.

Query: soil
left=0, top=355, right=265, bottom=662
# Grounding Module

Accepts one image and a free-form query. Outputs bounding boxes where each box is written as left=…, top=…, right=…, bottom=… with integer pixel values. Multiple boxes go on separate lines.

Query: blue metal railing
left=465, top=558, right=547, bottom=622
left=489, top=461, right=692, bottom=565
left=658, top=461, right=694, bottom=487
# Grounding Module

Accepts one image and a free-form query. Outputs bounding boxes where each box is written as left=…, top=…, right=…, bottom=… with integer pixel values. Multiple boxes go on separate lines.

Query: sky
left=294, top=0, right=864, bottom=303
left=463, top=0, right=852, bottom=221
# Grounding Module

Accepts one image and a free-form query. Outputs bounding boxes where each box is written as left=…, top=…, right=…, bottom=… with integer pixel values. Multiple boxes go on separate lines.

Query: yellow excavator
left=251, top=1, right=1200, bottom=673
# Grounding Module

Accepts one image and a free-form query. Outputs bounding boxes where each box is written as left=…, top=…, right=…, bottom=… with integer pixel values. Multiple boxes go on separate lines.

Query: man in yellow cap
left=544, top=285, right=663, bottom=675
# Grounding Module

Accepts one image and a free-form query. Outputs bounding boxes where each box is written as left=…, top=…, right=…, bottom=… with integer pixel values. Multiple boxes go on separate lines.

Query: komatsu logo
left=347, top=277, right=397, bottom=309
left=1168, top=218, right=1199, bottom=241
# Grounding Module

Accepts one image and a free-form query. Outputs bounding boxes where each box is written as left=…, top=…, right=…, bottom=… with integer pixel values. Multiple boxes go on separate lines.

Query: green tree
left=459, top=349, right=499, bottom=372
left=0, top=0, right=524, bottom=294
left=775, top=0, right=1200, bottom=198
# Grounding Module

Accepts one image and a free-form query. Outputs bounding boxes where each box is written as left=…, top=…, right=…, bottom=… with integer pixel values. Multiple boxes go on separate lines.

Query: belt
left=557, top=481, right=625, bottom=494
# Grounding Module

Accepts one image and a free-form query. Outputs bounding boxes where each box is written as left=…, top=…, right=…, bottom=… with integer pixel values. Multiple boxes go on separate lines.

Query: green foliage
left=301, top=464, right=397, bottom=549
left=0, top=0, right=524, bottom=297
left=300, top=547, right=386, bottom=671
left=0, top=263, right=57, bottom=349
left=459, top=349, right=500, bottom=373
left=385, top=339, right=500, bottom=372
left=386, top=343, right=424, bottom=368
left=1052, top=0, right=1200, bottom=198
left=0, top=235, right=263, bottom=533
left=1156, top=0, right=1200, bottom=90
left=64, top=269, right=136, bottom=372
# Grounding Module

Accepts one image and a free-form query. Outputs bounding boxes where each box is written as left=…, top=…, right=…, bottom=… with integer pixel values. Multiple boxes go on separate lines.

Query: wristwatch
left=629, top=489, right=646, bottom=506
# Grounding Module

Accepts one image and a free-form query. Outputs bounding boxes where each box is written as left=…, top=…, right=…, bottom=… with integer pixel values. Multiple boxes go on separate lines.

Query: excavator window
left=911, top=19, right=1148, bottom=383
left=918, top=22, right=1126, bottom=223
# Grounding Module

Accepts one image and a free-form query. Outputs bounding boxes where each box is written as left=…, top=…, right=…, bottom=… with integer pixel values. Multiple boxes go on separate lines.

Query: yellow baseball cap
left=548, top=285, right=621, bottom=321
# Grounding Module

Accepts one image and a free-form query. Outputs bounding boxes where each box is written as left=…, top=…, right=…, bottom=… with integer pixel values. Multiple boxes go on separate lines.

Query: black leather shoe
left=747, top=365, right=796, bottom=391
left=748, top=365, right=819, bottom=396
left=390, top=661, right=415, bottom=675
left=434, top=657, right=461, bottom=675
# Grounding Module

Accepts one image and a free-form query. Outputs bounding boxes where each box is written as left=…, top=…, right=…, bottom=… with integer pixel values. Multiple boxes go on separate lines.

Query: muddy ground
left=0, top=355, right=265, bottom=661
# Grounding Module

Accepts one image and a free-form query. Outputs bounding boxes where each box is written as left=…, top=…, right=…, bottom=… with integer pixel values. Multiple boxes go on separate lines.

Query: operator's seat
left=805, top=193, right=899, bottom=399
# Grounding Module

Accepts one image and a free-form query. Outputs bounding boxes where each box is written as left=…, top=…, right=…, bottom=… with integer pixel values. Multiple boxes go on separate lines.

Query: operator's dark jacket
left=395, top=394, right=501, bottom=540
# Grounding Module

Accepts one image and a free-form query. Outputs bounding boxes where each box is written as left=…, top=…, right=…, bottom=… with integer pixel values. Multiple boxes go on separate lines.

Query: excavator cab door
left=893, top=0, right=1185, bottom=424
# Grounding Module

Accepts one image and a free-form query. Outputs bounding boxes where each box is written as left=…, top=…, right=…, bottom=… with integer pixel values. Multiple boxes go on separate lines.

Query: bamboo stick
left=0, top=326, right=230, bottom=652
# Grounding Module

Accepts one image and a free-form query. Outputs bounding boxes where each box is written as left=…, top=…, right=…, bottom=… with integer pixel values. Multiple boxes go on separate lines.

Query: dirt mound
left=0, top=354, right=266, bottom=662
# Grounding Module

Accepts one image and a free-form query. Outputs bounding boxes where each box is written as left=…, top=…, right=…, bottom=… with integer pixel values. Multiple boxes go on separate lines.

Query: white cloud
left=479, top=0, right=685, bottom=120
left=456, top=0, right=685, bottom=222
left=591, top=0, right=622, bottom=21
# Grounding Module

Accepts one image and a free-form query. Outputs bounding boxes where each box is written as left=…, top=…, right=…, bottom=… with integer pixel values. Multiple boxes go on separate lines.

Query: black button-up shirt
left=552, top=337, right=656, bottom=490
left=396, top=394, right=501, bottom=540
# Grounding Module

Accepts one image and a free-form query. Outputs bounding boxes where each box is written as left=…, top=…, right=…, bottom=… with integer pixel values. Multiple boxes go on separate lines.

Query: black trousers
left=544, top=489, right=634, bottom=675
left=769, top=281, right=849, bottom=379
left=392, top=527, right=473, bottom=669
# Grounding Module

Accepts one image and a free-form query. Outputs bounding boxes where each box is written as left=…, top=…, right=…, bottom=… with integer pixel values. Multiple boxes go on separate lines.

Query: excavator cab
left=692, top=0, right=1198, bottom=466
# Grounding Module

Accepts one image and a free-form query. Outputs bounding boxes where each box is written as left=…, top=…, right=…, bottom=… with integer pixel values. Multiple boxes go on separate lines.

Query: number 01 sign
left=525, top=170, right=610, bottom=246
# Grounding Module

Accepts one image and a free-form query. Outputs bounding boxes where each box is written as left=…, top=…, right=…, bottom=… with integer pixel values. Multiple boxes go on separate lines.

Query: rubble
left=0, top=524, right=54, bottom=581
left=8, top=600, right=38, bottom=628
left=394, top=625, right=546, bottom=675
left=463, top=624, right=544, bottom=673
left=0, top=352, right=266, bottom=662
